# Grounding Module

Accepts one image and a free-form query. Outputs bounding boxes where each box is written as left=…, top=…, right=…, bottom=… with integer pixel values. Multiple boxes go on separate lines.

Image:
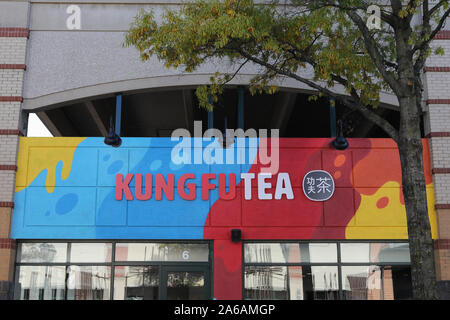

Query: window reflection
left=244, top=243, right=337, bottom=263
left=340, top=243, right=410, bottom=263
left=66, top=266, right=111, bottom=300
left=70, top=243, right=112, bottom=263
left=306, top=244, right=337, bottom=263
left=309, top=266, right=339, bottom=300
left=244, top=266, right=290, bottom=300
left=341, top=266, right=381, bottom=300
left=15, top=266, right=65, bottom=300
left=167, top=272, right=205, bottom=300
left=18, top=243, right=67, bottom=263
left=244, top=266, right=338, bottom=300
left=244, top=242, right=412, bottom=301
left=244, top=244, right=300, bottom=263
left=114, top=266, right=159, bottom=300
left=14, top=241, right=412, bottom=301
left=115, top=243, right=209, bottom=262
left=374, top=243, right=411, bottom=263
left=341, top=265, right=412, bottom=300
left=340, top=243, right=370, bottom=262
left=383, top=266, right=412, bottom=300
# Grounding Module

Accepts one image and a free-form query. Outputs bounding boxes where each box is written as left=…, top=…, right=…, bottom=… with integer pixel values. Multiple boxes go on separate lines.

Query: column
left=0, top=0, right=30, bottom=300
left=423, top=29, right=450, bottom=298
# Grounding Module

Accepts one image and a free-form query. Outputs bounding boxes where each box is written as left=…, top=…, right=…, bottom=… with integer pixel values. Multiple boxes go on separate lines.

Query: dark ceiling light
left=104, top=116, right=122, bottom=148
left=331, top=119, right=349, bottom=150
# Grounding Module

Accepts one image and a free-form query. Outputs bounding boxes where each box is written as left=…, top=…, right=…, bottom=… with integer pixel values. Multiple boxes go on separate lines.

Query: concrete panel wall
left=21, top=2, right=399, bottom=110
left=0, top=1, right=29, bottom=28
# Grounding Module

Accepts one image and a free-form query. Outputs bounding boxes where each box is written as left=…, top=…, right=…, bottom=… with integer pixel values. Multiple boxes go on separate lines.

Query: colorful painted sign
left=12, top=137, right=437, bottom=241
left=12, top=137, right=439, bottom=300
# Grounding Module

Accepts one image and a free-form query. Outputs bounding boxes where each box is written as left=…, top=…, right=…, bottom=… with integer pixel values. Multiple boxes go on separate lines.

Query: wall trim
left=435, top=30, right=450, bottom=40
left=0, top=165, right=17, bottom=171
left=0, top=202, right=14, bottom=208
left=0, top=28, right=29, bottom=38
left=424, top=67, right=450, bottom=72
left=435, top=204, right=450, bottom=209
left=0, top=130, right=22, bottom=136
left=426, top=99, right=450, bottom=105
left=0, top=96, right=23, bottom=102
left=0, top=64, right=26, bottom=70
left=0, top=239, right=16, bottom=250
left=434, top=239, right=450, bottom=250
left=432, top=168, right=450, bottom=174
left=426, top=132, right=450, bottom=138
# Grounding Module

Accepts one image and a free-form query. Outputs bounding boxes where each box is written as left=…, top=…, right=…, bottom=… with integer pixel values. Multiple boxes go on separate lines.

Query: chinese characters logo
left=302, top=170, right=335, bottom=201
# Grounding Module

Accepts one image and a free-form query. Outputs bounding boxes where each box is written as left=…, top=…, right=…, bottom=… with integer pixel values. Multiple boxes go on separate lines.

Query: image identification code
left=174, top=304, right=275, bottom=317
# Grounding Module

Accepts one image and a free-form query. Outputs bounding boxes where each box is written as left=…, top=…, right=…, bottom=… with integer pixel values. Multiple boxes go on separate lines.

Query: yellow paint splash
left=346, top=181, right=438, bottom=239
left=15, top=137, right=85, bottom=193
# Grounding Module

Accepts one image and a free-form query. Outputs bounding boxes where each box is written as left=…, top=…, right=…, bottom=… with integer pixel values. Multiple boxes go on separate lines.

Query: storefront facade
left=1, top=0, right=450, bottom=300
left=10, top=137, right=437, bottom=299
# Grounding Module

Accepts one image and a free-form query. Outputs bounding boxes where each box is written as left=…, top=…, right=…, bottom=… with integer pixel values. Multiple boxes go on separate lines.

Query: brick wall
left=0, top=38, right=27, bottom=65
left=0, top=24, right=28, bottom=299
left=424, top=105, right=450, bottom=134
left=424, top=30, right=450, bottom=284
left=0, top=70, right=24, bottom=96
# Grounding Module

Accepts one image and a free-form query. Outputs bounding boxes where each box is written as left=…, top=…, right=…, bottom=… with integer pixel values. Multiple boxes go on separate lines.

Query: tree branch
left=414, top=4, right=450, bottom=74
left=236, top=47, right=399, bottom=141
left=341, top=2, right=401, bottom=95
left=313, top=0, right=397, bottom=27
left=426, top=7, right=450, bottom=45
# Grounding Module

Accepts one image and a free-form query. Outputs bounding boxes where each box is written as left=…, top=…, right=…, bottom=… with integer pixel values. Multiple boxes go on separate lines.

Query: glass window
left=306, top=243, right=337, bottom=263
left=243, top=241, right=411, bottom=301
left=244, top=243, right=337, bottom=263
left=244, top=266, right=290, bottom=300
left=309, top=266, right=339, bottom=300
left=115, top=243, right=209, bottom=262
left=341, top=243, right=411, bottom=263
left=166, top=271, right=205, bottom=300
left=371, top=243, right=411, bottom=263
left=113, top=266, right=159, bottom=300
left=382, top=266, right=413, bottom=300
left=17, top=243, right=67, bottom=263
left=15, top=266, right=66, bottom=300
left=70, top=243, right=112, bottom=263
left=66, top=266, right=111, bottom=300
left=341, top=266, right=381, bottom=300
left=244, top=243, right=300, bottom=263
left=340, top=243, right=370, bottom=262
left=244, top=266, right=339, bottom=300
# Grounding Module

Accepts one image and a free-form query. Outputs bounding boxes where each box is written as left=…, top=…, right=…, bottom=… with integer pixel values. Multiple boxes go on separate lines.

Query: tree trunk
left=397, top=95, right=438, bottom=300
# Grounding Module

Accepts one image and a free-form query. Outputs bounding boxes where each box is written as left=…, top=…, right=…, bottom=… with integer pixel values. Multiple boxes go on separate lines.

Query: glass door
left=160, top=265, right=211, bottom=300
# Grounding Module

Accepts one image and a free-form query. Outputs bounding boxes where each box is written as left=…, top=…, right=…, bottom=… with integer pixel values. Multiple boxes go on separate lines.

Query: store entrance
left=113, top=242, right=212, bottom=300
left=160, top=265, right=211, bottom=300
